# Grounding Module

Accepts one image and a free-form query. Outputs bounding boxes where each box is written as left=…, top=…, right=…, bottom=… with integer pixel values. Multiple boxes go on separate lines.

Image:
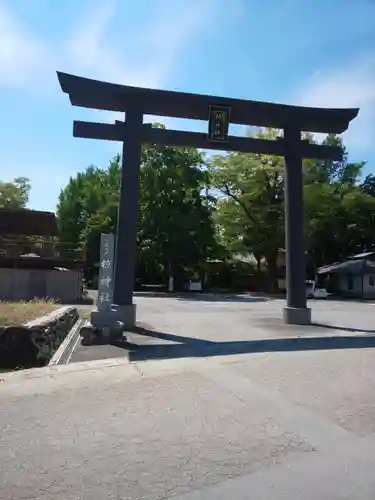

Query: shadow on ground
left=59, top=296, right=94, bottom=306
left=313, top=323, right=375, bottom=334
left=176, top=295, right=268, bottom=303
left=118, top=326, right=375, bottom=362
left=132, top=291, right=269, bottom=303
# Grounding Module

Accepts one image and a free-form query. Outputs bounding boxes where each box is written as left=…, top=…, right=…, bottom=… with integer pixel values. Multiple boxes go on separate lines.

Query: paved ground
left=71, top=293, right=375, bottom=363
left=1, top=295, right=375, bottom=499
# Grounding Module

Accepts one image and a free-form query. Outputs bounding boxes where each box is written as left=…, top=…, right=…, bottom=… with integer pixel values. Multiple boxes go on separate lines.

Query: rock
left=0, top=307, right=79, bottom=370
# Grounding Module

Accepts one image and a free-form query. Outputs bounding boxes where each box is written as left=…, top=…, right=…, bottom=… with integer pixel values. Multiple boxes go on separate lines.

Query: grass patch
left=0, top=299, right=59, bottom=326
left=77, top=306, right=94, bottom=320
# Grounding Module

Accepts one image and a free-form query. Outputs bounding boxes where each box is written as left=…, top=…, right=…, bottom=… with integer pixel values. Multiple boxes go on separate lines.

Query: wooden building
left=0, top=208, right=85, bottom=302
left=317, top=252, right=375, bottom=299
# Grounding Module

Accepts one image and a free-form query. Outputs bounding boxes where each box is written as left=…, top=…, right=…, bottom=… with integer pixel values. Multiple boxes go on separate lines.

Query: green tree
left=303, top=135, right=373, bottom=267
left=360, top=173, right=375, bottom=197
left=57, top=138, right=218, bottom=287
left=57, top=157, right=120, bottom=277
left=139, top=142, right=218, bottom=286
left=209, top=129, right=285, bottom=290
left=303, top=134, right=364, bottom=186
left=209, top=129, right=373, bottom=287
left=0, top=177, right=31, bottom=209
left=304, top=182, right=375, bottom=267
left=57, top=159, right=120, bottom=242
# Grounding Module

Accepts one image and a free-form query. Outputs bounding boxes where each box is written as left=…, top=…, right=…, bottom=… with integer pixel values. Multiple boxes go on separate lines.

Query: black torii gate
left=57, top=71, right=358, bottom=328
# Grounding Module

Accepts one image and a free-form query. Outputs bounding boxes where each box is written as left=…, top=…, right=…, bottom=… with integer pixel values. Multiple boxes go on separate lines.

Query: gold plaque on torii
left=208, top=105, right=231, bottom=142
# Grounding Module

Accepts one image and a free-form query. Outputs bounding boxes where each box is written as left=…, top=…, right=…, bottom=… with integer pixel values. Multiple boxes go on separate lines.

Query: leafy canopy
left=57, top=137, right=218, bottom=279
left=0, top=177, right=31, bottom=209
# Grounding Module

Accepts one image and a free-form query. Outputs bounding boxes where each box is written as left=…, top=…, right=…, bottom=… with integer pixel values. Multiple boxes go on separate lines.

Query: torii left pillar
left=91, top=106, right=143, bottom=329
left=282, top=126, right=311, bottom=325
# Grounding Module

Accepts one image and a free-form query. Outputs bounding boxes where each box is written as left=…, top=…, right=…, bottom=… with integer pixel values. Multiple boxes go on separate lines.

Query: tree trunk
left=168, top=275, right=174, bottom=292
left=256, top=259, right=261, bottom=275
left=255, top=258, right=262, bottom=290
left=265, top=253, right=279, bottom=293
left=167, top=262, right=174, bottom=292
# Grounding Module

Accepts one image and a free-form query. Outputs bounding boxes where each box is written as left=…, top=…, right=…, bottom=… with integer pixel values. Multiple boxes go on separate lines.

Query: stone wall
left=0, top=268, right=83, bottom=302
left=0, top=306, right=79, bottom=370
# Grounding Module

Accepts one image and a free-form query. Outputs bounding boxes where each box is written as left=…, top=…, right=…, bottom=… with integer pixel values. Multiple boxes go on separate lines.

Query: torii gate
left=57, top=71, right=358, bottom=329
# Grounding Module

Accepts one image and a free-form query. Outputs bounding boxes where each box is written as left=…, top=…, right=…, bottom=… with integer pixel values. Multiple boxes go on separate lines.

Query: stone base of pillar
left=283, top=306, right=311, bottom=325
left=90, top=304, right=137, bottom=330
left=80, top=323, right=96, bottom=346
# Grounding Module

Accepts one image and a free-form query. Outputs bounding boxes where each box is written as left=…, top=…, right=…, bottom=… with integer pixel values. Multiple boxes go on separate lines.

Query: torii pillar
left=283, top=126, right=309, bottom=324
left=111, top=108, right=143, bottom=327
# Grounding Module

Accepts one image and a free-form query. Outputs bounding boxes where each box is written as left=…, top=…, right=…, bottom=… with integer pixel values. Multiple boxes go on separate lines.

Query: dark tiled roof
left=317, top=258, right=375, bottom=275
left=350, top=251, right=375, bottom=260
left=0, top=209, right=57, bottom=236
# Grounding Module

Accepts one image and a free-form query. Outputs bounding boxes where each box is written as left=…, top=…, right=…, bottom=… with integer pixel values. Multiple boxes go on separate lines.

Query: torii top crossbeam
left=57, top=72, right=358, bottom=134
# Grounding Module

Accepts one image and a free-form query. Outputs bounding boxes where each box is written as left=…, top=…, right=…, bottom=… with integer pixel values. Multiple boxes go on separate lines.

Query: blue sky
left=1, top=0, right=375, bottom=212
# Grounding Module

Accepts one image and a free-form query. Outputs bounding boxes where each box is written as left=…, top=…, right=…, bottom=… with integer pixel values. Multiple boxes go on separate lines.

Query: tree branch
left=219, top=182, right=259, bottom=226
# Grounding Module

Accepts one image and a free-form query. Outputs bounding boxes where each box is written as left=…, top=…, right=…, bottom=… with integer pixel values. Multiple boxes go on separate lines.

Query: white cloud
left=0, top=0, right=217, bottom=92
left=0, top=0, right=223, bottom=209
left=59, top=0, right=218, bottom=149
left=294, top=55, right=375, bottom=157
left=64, top=0, right=216, bottom=89
left=0, top=3, right=50, bottom=87
left=64, top=1, right=149, bottom=87
left=0, top=0, right=219, bottom=157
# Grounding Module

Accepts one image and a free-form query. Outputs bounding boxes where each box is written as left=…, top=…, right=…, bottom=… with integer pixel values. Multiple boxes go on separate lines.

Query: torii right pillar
left=283, top=126, right=311, bottom=325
